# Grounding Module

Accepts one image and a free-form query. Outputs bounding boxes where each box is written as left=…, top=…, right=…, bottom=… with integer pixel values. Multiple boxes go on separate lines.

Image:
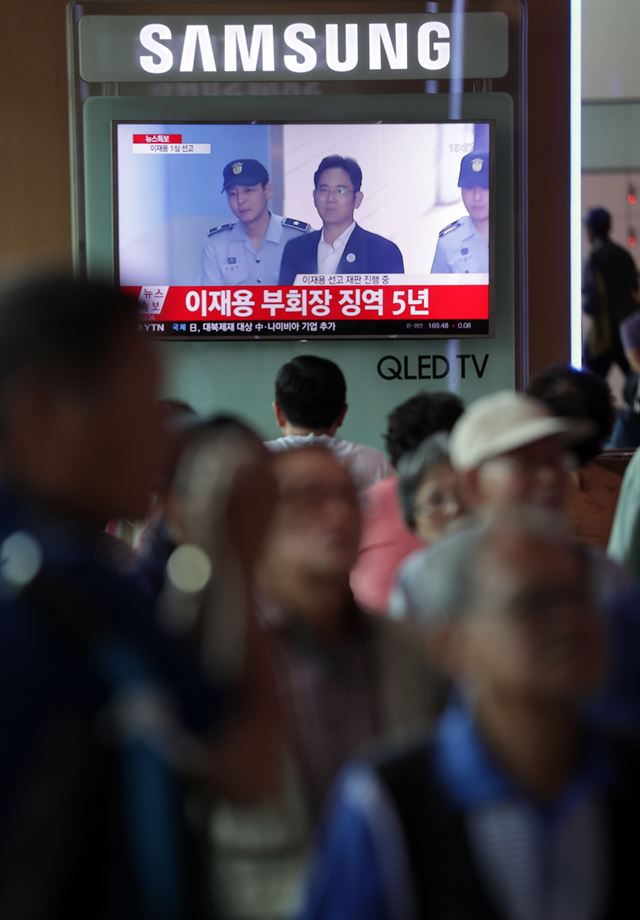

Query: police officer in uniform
left=202, top=158, right=310, bottom=285
left=431, top=151, right=489, bottom=274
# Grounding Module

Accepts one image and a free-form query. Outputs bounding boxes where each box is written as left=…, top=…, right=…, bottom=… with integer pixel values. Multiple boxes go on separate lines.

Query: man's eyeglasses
left=414, top=492, right=462, bottom=517
left=314, top=185, right=356, bottom=199
left=482, top=452, right=577, bottom=474
left=279, top=482, right=360, bottom=511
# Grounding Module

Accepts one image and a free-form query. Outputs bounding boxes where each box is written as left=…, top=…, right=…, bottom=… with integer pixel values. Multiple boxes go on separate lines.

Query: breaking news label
left=132, top=134, right=211, bottom=154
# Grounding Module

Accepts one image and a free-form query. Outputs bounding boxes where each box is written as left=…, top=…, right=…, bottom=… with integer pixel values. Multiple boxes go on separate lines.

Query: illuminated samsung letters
left=282, top=23, right=318, bottom=73
left=139, top=23, right=173, bottom=74
left=138, top=21, right=452, bottom=75
left=224, top=25, right=276, bottom=72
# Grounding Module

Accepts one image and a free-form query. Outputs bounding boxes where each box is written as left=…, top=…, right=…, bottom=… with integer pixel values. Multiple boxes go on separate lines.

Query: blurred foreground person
left=265, top=355, right=391, bottom=492
left=209, top=446, right=442, bottom=920
left=106, top=397, right=197, bottom=552
left=351, top=391, right=464, bottom=613
left=135, top=413, right=263, bottom=599
left=0, top=276, right=278, bottom=920
left=608, top=448, right=640, bottom=580
left=301, top=513, right=640, bottom=920
left=157, top=415, right=282, bottom=795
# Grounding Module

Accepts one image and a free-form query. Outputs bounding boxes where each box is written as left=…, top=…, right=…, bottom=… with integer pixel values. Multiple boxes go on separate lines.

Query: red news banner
left=129, top=284, right=489, bottom=323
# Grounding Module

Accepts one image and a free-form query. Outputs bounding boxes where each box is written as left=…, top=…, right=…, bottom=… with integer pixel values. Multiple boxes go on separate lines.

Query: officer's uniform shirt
left=430, top=215, right=488, bottom=274
left=202, top=212, right=310, bottom=284
left=317, top=222, right=356, bottom=276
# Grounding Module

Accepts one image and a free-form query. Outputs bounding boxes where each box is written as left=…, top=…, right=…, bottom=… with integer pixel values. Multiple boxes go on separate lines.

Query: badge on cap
left=471, top=158, right=483, bottom=173
left=346, top=253, right=356, bottom=263
left=232, top=162, right=243, bottom=175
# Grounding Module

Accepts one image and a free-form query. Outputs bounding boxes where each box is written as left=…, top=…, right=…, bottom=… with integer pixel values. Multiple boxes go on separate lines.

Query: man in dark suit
left=279, top=155, right=405, bottom=284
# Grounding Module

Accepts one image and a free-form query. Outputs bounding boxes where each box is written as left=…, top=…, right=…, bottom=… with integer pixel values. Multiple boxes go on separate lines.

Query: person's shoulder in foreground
left=595, top=581, right=640, bottom=735
left=265, top=433, right=391, bottom=492
left=299, top=699, right=517, bottom=920
left=389, top=524, right=478, bottom=621
left=0, top=274, right=237, bottom=918
left=388, top=543, right=431, bottom=620
left=301, top=511, right=640, bottom=920
left=608, top=447, right=640, bottom=579
left=297, top=753, right=417, bottom=920
left=298, top=697, right=640, bottom=920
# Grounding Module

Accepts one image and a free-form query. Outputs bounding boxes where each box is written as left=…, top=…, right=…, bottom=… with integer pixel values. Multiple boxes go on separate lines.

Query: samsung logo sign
left=138, top=22, right=452, bottom=75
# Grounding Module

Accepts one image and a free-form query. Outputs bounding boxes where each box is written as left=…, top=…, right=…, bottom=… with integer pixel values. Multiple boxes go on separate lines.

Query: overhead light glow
left=570, top=0, right=582, bottom=367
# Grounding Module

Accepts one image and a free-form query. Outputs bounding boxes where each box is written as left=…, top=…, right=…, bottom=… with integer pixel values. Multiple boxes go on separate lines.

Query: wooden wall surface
left=526, top=0, right=572, bottom=375
left=0, top=0, right=72, bottom=276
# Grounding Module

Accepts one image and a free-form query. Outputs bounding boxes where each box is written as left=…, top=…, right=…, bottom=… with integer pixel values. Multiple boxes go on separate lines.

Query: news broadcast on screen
left=115, top=120, right=492, bottom=339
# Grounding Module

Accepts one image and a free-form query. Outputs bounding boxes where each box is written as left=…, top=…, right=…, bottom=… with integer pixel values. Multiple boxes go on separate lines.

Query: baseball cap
left=221, top=159, right=269, bottom=191
left=449, top=391, right=593, bottom=471
left=458, top=151, right=489, bottom=190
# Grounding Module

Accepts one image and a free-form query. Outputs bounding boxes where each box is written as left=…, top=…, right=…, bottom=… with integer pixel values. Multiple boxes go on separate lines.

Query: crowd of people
left=3, top=272, right=640, bottom=920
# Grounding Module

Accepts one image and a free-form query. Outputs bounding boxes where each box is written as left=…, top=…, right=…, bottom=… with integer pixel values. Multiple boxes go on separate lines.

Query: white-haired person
left=390, top=432, right=469, bottom=618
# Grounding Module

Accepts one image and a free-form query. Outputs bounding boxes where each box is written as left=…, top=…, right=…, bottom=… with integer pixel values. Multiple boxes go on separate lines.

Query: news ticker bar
left=139, top=319, right=490, bottom=338
left=127, top=284, right=489, bottom=324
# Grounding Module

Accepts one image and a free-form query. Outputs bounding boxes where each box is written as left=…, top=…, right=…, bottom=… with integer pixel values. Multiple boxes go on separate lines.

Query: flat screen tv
left=114, top=119, right=493, bottom=339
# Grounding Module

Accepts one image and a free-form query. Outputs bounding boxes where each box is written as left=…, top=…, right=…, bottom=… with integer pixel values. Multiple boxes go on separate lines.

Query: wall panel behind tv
left=0, top=0, right=72, bottom=275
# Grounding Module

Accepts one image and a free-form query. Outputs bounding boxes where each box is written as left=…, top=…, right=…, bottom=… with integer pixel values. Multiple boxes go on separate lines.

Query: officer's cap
left=222, top=159, right=269, bottom=191
left=458, top=151, right=489, bottom=190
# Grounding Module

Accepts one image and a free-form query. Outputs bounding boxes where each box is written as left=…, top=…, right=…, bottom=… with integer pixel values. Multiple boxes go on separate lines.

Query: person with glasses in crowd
left=351, top=392, right=464, bottom=615
left=390, top=432, right=468, bottom=618
left=208, top=445, right=441, bottom=919
left=278, top=155, right=405, bottom=284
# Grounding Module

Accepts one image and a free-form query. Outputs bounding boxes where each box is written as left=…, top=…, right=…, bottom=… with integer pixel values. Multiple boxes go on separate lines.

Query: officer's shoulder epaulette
left=438, top=217, right=465, bottom=238
left=207, top=222, right=234, bottom=237
left=282, top=217, right=311, bottom=232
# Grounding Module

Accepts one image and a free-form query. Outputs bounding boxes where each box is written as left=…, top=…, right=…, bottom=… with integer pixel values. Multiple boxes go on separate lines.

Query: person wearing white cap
left=449, top=390, right=590, bottom=515
left=390, top=390, right=625, bottom=622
